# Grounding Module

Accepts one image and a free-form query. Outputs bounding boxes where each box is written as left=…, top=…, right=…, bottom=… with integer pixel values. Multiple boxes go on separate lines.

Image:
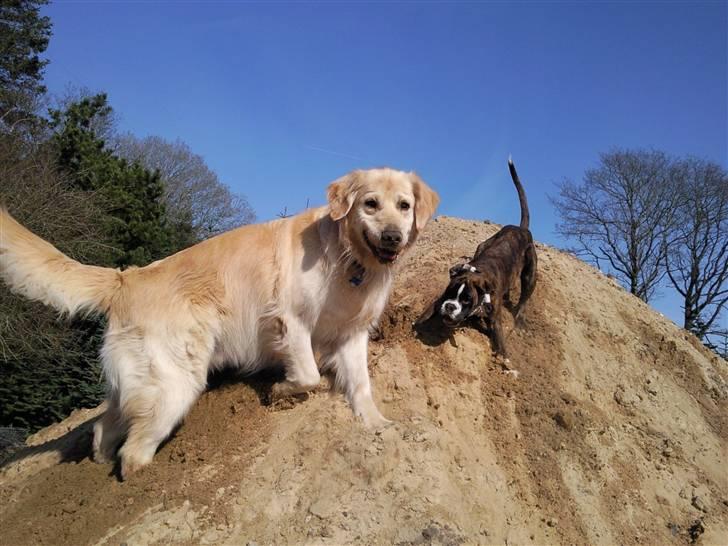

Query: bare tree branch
left=663, top=157, right=728, bottom=343
left=551, top=148, right=678, bottom=302
left=113, top=134, right=256, bottom=241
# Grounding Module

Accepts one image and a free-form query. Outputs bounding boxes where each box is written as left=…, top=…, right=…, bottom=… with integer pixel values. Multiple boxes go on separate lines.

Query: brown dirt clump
left=0, top=378, right=270, bottom=546
left=1, top=216, right=726, bottom=545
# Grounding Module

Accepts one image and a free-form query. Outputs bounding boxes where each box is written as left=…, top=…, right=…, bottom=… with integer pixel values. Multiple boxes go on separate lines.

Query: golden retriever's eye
left=364, top=199, right=378, bottom=209
left=399, top=201, right=411, bottom=211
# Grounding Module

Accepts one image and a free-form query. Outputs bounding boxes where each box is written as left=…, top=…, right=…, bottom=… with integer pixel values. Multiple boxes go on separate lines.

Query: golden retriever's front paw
left=269, top=381, right=312, bottom=409
left=363, top=412, right=393, bottom=430
left=356, top=399, right=392, bottom=429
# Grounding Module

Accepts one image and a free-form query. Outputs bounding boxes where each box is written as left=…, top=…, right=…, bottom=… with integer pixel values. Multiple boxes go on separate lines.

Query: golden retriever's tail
left=508, top=156, right=530, bottom=230
left=0, top=207, right=121, bottom=317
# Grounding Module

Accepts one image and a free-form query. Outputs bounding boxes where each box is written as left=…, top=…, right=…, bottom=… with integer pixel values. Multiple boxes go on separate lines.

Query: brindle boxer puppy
left=416, top=158, right=536, bottom=358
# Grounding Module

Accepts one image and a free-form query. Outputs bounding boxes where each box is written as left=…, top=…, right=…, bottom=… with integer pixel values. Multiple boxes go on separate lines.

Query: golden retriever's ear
left=411, top=173, right=440, bottom=230
left=327, top=171, right=359, bottom=221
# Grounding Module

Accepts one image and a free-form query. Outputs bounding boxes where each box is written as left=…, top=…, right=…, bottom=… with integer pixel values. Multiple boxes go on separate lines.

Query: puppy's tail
left=508, top=156, right=530, bottom=230
left=0, top=207, right=121, bottom=317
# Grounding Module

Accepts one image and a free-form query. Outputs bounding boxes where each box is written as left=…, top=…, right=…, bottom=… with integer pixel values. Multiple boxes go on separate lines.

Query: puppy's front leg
left=475, top=312, right=508, bottom=358
left=326, top=331, right=390, bottom=429
left=490, top=316, right=508, bottom=358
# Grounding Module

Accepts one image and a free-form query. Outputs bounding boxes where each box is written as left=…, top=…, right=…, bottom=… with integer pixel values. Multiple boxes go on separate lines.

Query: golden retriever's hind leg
left=270, top=317, right=320, bottom=401
left=324, top=331, right=391, bottom=429
left=92, top=395, right=125, bottom=464
left=117, top=353, right=206, bottom=480
left=118, top=379, right=202, bottom=480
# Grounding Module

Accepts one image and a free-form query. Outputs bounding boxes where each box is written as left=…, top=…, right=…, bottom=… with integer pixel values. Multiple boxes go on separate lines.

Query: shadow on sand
left=0, top=366, right=287, bottom=478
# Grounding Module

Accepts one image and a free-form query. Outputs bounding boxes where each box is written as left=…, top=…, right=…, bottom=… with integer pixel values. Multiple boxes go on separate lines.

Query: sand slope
left=1, top=216, right=726, bottom=546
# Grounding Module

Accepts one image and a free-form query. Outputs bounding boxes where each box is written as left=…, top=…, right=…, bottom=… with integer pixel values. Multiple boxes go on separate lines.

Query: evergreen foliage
left=49, top=94, right=179, bottom=267
left=0, top=0, right=52, bottom=131
left=1, top=93, right=215, bottom=432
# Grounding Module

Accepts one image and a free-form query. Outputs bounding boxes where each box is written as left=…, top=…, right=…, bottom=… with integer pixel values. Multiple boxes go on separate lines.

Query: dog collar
left=469, top=292, right=491, bottom=317
left=349, top=261, right=366, bottom=287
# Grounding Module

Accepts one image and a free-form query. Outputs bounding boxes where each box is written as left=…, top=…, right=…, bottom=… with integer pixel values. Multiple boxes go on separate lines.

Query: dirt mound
left=1, top=216, right=726, bottom=545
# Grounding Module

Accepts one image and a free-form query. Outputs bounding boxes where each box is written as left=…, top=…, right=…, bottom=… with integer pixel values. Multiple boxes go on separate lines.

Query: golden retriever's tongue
left=379, top=248, right=398, bottom=262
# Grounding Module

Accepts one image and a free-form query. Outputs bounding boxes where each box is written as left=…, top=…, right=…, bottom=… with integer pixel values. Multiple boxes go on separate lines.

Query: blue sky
left=42, top=1, right=727, bottom=325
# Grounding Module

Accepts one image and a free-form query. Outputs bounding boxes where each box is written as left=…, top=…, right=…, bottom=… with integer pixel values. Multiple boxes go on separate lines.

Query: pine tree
left=50, top=94, right=176, bottom=267
left=0, top=0, right=52, bottom=132
left=1, top=95, right=192, bottom=432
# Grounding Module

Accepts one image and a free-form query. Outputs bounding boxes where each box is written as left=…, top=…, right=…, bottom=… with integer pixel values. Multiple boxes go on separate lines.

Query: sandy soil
left=1, top=216, right=726, bottom=546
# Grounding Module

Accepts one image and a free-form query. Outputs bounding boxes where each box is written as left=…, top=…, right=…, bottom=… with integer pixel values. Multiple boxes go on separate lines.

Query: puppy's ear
left=414, top=297, right=438, bottom=326
left=472, top=278, right=487, bottom=298
left=472, top=278, right=494, bottom=315
left=327, top=171, right=360, bottom=221
left=410, top=173, right=440, bottom=230
left=449, top=263, right=477, bottom=278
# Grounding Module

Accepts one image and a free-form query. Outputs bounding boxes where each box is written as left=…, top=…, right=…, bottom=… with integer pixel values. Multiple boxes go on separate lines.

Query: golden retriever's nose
left=381, top=230, right=403, bottom=248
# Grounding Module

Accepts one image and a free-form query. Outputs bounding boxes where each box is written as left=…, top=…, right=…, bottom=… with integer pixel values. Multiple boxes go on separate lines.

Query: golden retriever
left=0, top=168, right=439, bottom=479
